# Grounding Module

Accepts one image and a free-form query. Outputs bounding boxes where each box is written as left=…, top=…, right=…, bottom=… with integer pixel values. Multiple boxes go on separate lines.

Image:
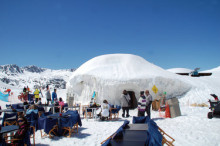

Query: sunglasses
left=18, top=120, right=24, bottom=123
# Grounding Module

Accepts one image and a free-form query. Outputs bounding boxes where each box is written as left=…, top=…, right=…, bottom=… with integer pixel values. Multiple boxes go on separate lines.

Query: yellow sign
left=152, top=85, right=158, bottom=94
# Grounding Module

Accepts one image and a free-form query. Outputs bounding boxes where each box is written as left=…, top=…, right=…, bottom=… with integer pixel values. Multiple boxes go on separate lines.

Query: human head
left=140, top=91, right=144, bottom=96
left=145, top=90, right=150, bottom=95
left=54, top=89, right=56, bottom=92
left=123, top=90, right=127, bottom=95
left=59, top=97, right=62, bottom=102
left=17, top=116, right=27, bottom=126
left=29, top=105, right=38, bottom=109
left=103, top=100, right=108, bottom=104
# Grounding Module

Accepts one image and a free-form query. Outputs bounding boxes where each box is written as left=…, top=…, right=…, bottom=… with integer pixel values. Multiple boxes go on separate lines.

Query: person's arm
left=137, top=97, right=142, bottom=109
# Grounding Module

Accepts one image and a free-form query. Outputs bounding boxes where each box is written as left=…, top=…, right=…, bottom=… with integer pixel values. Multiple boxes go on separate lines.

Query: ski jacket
left=45, top=90, right=51, bottom=100
left=145, top=94, right=153, bottom=106
left=138, top=95, right=147, bottom=112
left=101, top=103, right=110, bottom=117
left=34, top=89, right=40, bottom=98
left=14, top=123, right=28, bottom=140
left=52, top=92, right=57, bottom=101
left=120, top=94, right=131, bottom=107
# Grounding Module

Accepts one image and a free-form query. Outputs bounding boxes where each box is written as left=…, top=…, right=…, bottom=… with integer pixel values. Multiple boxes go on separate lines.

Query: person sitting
left=58, top=97, right=65, bottom=112
left=9, top=116, right=29, bottom=145
left=26, top=105, right=38, bottom=114
left=54, top=98, right=60, bottom=113
left=100, top=100, right=110, bottom=121
left=36, top=98, right=42, bottom=105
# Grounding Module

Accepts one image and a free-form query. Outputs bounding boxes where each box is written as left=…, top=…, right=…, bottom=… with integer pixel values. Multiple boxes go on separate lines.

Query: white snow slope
left=0, top=54, right=220, bottom=146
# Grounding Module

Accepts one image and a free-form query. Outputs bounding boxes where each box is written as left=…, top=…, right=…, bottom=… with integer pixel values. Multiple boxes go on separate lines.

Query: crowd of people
left=0, top=87, right=155, bottom=145
left=89, top=89, right=153, bottom=121
left=21, top=85, right=66, bottom=112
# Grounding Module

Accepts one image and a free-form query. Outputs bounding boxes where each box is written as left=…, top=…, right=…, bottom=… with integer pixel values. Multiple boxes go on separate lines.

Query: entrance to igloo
left=127, top=91, right=138, bottom=109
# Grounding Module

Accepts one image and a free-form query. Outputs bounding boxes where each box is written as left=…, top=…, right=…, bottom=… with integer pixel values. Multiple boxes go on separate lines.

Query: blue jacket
left=52, top=92, right=57, bottom=101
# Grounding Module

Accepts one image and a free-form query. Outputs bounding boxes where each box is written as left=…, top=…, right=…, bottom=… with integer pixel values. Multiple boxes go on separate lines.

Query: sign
left=152, top=85, right=158, bottom=94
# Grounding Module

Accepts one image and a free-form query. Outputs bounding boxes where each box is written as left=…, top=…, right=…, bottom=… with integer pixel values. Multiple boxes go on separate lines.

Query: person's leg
left=146, top=106, right=151, bottom=118
left=122, top=107, right=125, bottom=117
left=148, top=104, right=151, bottom=118
left=138, top=110, right=142, bottom=117
left=47, top=99, right=49, bottom=105
left=141, top=111, right=145, bottom=117
left=126, top=107, right=129, bottom=117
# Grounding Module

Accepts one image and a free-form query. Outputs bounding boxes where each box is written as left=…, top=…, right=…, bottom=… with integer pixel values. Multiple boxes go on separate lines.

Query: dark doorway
left=127, top=91, right=138, bottom=109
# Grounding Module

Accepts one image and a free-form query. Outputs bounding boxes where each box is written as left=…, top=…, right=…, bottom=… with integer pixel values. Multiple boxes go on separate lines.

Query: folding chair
left=158, top=127, right=175, bottom=146
left=26, top=110, right=39, bottom=146
left=5, top=104, right=11, bottom=109
left=2, top=112, right=17, bottom=126
left=110, top=105, right=121, bottom=119
left=61, top=110, right=81, bottom=138
left=38, top=112, right=57, bottom=138
left=132, top=116, right=150, bottom=124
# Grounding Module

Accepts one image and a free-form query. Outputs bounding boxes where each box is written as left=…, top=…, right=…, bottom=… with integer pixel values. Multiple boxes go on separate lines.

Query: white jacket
left=121, top=94, right=131, bottom=107
left=101, top=103, right=110, bottom=117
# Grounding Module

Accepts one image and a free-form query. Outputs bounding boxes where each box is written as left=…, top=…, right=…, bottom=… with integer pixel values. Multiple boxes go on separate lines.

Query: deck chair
left=101, top=120, right=130, bottom=145
left=2, top=112, right=17, bottom=126
left=110, top=105, right=121, bottom=119
left=158, top=127, right=175, bottom=146
left=26, top=110, right=39, bottom=146
left=132, top=116, right=150, bottom=124
left=82, top=105, right=92, bottom=119
left=5, top=104, right=11, bottom=109
left=61, top=110, right=82, bottom=138
left=38, top=112, right=56, bottom=138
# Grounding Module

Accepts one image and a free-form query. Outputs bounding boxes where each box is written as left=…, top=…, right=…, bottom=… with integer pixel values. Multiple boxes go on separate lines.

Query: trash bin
left=167, top=97, right=181, bottom=118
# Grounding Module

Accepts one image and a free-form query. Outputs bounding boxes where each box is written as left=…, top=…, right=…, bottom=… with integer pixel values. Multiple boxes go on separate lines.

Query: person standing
left=45, top=85, right=51, bottom=105
left=34, top=88, right=40, bottom=103
left=52, top=89, right=57, bottom=103
left=121, top=90, right=131, bottom=117
left=145, top=90, right=153, bottom=118
left=138, top=91, right=147, bottom=117
left=23, top=86, right=27, bottom=94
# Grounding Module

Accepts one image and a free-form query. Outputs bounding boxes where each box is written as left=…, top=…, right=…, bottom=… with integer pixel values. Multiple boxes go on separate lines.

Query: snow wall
left=67, top=54, right=191, bottom=105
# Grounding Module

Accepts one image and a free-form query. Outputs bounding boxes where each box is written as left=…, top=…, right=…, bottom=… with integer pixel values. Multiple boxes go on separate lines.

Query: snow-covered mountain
left=0, top=64, right=74, bottom=90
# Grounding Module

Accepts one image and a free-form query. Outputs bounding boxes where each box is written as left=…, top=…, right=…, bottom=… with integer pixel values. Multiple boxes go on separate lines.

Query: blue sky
left=0, top=0, right=219, bottom=70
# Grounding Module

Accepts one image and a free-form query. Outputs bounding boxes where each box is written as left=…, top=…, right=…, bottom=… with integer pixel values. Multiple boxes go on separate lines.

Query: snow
left=67, top=54, right=192, bottom=105
left=167, top=68, right=193, bottom=73
left=0, top=54, right=220, bottom=146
